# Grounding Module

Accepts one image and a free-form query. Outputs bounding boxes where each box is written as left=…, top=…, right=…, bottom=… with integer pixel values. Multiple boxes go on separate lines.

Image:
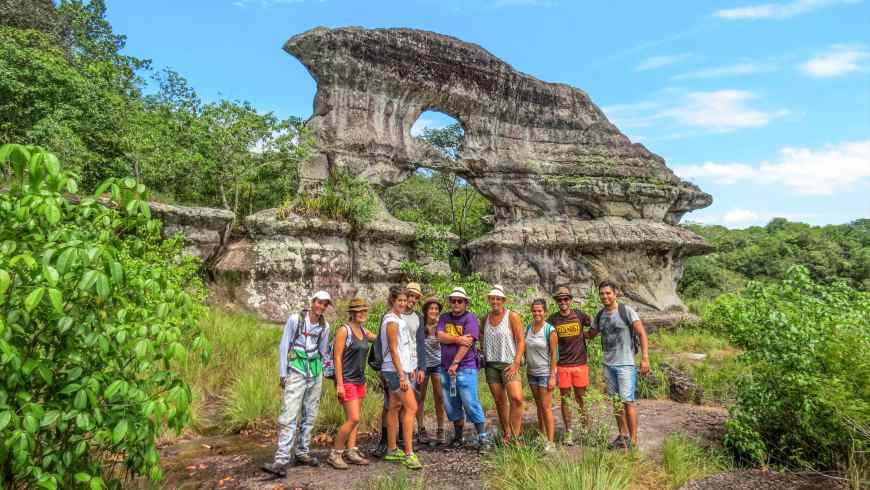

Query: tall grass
left=661, top=433, right=729, bottom=489
left=363, top=470, right=426, bottom=490
left=487, top=444, right=635, bottom=490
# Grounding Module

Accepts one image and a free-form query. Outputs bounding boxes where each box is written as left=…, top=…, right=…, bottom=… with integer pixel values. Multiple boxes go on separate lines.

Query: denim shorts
left=527, top=374, right=551, bottom=387
left=439, top=367, right=486, bottom=424
left=603, top=364, right=637, bottom=402
left=382, top=371, right=411, bottom=393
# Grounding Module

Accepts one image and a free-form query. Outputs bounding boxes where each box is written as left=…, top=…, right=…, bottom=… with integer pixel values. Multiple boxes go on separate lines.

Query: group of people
left=261, top=280, right=650, bottom=477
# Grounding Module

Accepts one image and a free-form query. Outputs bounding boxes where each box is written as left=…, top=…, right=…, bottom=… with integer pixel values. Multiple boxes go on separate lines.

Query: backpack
left=367, top=312, right=388, bottom=372
left=594, top=304, right=640, bottom=355
left=323, top=324, right=353, bottom=380
left=287, top=309, right=327, bottom=373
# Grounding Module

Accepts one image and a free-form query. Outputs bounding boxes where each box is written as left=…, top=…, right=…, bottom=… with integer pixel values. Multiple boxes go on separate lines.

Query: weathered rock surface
left=284, top=26, right=712, bottom=315
left=213, top=209, right=451, bottom=321
left=148, top=202, right=234, bottom=262
left=660, top=362, right=704, bottom=404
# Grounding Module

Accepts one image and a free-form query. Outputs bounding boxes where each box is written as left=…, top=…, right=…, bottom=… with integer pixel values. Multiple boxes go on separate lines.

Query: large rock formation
left=284, top=27, right=712, bottom=315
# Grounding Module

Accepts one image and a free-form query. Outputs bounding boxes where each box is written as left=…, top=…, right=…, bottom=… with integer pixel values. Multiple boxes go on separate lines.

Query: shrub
left=414, top=222, right=454, bottom=263
left=0, top=144, right=208, bottom=487
left=279, top=170, right=376, bottom=228
left=662, top=433, right=729, bottom=489
left=705, top=266, right=869, bottom=470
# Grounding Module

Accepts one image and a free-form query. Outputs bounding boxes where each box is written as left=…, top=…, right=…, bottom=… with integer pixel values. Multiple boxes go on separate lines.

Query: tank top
left=380, top=312, right=411, bottom=373
left=525, top=322, right=554, bottom=377
left=424, top=324, right=442, bottom=368
left=339, top=324, right=369, bottom=385
left=483, top=309, right=517, bottom=364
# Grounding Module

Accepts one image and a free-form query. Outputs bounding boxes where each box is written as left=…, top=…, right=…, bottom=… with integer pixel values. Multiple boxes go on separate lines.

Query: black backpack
left=367, top=313, right=387, bottom=372
left=595, top=304, right=640, bottom=355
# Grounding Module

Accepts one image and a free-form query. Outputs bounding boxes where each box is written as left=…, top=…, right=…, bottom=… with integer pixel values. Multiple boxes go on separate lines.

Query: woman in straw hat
left=327, top=298, right=378, bottom=470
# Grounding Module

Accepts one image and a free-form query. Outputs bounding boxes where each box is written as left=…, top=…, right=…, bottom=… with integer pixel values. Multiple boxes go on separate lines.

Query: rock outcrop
left=284, top=26, right=712, bottom=315
left=149, top=202, right=234, bottom=262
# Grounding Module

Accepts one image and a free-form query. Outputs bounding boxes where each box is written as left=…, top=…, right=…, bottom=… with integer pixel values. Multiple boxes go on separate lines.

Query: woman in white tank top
left=482, top=285, right=525, bottom=442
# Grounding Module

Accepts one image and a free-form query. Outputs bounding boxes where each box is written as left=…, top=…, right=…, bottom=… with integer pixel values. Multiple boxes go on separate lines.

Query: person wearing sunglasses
left=549, top=286, right=592, bottom=446
left=436, top=287, right=491, bottom=451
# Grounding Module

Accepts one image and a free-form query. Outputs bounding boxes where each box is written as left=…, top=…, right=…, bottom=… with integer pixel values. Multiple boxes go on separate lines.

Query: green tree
left=0, top=144, right=209, bottom=487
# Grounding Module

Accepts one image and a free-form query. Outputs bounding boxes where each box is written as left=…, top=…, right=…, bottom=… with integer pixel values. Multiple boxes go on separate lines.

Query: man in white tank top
left=481, top=285, right=526, bottom=441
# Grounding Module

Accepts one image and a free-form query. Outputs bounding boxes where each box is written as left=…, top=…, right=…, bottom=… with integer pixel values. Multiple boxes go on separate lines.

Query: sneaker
left=563, top=429, right=575, bottom=446
left=344, top=447, right=370, bottom=465
left=260, top=462, right=288, bottom=477
left=384, top=448, right=406, bottom=462
left=607, top=435, right=628, bottom=450
left=295, top=453, right=320, bottom=467
left=448, top=435, right=464, bottom=449
left=543, top=441, right=557, bottom=454
left=403, top=452, right=423, bottom=470
left=372, top=440, right=388, bottom=458
left=477, top=434, right=493, bottom=454
left=326, top=450, right=349, bottom=470
left=417, top=427, right=430, bottom=445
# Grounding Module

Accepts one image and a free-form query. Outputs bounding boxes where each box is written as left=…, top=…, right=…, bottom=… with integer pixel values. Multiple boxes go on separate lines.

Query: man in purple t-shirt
left=436, top=286, right=491, bottom=451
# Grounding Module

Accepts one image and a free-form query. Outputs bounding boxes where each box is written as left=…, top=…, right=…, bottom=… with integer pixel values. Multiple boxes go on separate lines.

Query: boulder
left=660, top=362, right=704, bottom=404
left=148, top=202, right=234, bottom=262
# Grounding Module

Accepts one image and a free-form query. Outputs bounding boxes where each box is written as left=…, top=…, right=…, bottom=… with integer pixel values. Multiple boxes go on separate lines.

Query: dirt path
left=153, top=399, right=727, bottom=489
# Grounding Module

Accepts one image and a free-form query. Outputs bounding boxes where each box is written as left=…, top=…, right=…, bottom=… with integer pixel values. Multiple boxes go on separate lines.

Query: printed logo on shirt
left=556, top=321, right=581, bottom=338
left=444, top=323, right=464, bottom=336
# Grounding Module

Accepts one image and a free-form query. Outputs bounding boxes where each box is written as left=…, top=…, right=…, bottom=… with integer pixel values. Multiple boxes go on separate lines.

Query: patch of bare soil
left=680, top=469, right=848, bottom=490
left=153, top=398, right=728, bottom=489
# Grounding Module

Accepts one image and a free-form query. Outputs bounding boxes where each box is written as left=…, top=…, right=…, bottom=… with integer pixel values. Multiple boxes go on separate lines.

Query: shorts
left=338, top=383, right=366, bottom=402
left=527, top=374, right=551, bottom=387
left=557, top=364, right=589, bottom=389
left=383, top=371, right=411, bottom=393
left=603, top=364, right=637, bottom=402
left=484, top=361, right=520, bottom=385
left=439, top=367, right=486, bottom=424
left=426, top=365, right=440, bottom=375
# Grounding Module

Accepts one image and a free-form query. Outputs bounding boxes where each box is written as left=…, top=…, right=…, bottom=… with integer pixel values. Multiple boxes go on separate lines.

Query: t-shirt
left=548, top=309, right=591, bottom=367
left=436, top=311, right=481, bottom=371
left=525, top=322, right=555, bottom=377
left=594, top=304, right=641, bottom=366
left=402, top=311, right=421, bottom=371
left=380, top=312, right=412, bottom=373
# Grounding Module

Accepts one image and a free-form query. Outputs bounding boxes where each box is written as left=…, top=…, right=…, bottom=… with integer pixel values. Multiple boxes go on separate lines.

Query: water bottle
left=449, top=376, right=457, bottom=397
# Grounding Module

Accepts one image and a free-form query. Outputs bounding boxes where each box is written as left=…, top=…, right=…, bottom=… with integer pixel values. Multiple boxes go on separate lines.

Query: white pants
left=273, top=371, right=323, bottom=465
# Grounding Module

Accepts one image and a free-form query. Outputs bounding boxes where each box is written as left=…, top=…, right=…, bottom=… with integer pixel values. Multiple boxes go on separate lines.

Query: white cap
left=447, top=286, right=470, bottom=300
left=309, top=290, right=332, bottom=303
left=487, top=284, right=506, bottom=298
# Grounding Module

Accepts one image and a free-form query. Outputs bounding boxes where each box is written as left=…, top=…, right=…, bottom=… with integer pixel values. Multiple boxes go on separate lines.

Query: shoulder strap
left=291, top=310, right=306, bottom=346
left=618, top=303, right=631, bottom=326
left=594, top=308, right=604, bottom=328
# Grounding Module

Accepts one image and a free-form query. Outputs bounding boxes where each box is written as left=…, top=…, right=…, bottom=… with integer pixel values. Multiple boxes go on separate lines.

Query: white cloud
left=635, top=53, right=693, bottom=71
left=689, top=208, right=819, bottom=226
left=673, top=61, right=775, bottom=80
left=674, top=140, right=870, bottom=195
left=800, top=44, right=869, bottom=77
left=664, top=90, right=789, bottom=132
left=714, top=0, right=860, bottom=20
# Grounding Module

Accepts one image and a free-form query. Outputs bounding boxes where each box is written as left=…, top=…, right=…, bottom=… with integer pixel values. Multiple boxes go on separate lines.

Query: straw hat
left=422, top=296, right=444, bottom=312
left=487, top=284, right=506, bottom=298
left=552, top=286, right=572, bottom=300
left=405, top=282, right=423, bottom=297
left=347, top=297, right=369, bottom=312
left=447, top=286, right=470, bottom=300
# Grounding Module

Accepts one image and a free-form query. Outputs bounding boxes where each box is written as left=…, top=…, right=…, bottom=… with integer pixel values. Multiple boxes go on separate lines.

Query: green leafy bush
left=280, top=171, right=376, bottom=228
left=414, top=222, right=454, bottom=263
left=705, top=266, right=869, bottom=469
left=0, top=144, right=208, bottom=488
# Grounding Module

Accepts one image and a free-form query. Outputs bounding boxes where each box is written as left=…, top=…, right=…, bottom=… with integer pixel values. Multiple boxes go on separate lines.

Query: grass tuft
left=662, top=433, right=729, bottom=489
left=487, top=444, right=636, bottom=490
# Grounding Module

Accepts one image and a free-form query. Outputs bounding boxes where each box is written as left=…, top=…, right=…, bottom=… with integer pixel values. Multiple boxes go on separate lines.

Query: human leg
left=272, top=372, right=306, bottom=466
left=505, top=379, right=524, bottom=438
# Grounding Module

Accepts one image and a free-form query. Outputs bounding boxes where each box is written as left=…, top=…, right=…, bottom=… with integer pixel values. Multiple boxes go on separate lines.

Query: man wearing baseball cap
left=549, top=286, right=592, bottom=446
left=263, top=290, right=332, bottom=477
left=436, top=286, right=491, bottom=451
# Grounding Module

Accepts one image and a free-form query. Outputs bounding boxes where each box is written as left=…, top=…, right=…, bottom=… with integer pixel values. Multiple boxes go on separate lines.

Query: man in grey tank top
left=482, top=285, right=526, bottom=441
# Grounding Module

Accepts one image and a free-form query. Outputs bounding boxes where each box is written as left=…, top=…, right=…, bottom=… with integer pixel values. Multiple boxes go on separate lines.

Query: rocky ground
left=150, top=399, right=729, bottom=489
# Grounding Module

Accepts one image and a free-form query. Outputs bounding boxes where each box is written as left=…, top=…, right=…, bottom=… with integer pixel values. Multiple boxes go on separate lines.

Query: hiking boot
left=344, top=447, right=370, bottom=465
left=448, top=435, right=464, bottom=449
left=384, top=448, right=406, bottom=462
left=295, top=453, right=320, bottom=467
left=403, top=452, right=423, bottom=470
left=431, top=428, right=446, bottom=447
left=563, top=429, right=575, bottom=446
left=477, top=434, right=493, bottom=454
left=372, top=440, right=388, bottom=458
left=326, top=450, right=349, bottom=470
left=417, top=427, right=430, bottom=445
left=607, top=435, right=628, bottom=450
left=260, top=462, right=288, bottom=477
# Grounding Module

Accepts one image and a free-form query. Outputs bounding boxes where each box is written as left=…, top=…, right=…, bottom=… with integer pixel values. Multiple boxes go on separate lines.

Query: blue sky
left=106, top=0, right=870, bottom=227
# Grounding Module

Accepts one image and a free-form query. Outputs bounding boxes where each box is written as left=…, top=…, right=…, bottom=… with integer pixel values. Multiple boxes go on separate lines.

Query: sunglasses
left=449, top=299, right=467, bottom=304
left=557, top=297, right=572, bottom=303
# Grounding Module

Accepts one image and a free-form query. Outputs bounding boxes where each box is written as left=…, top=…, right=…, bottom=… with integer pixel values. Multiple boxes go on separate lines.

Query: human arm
left=334, top=326, right=347, bottom=399
left=632, top=319, right=650, bottom=375
left=278, top=316, right=295, bottom=384
left=363, top=328, right=378, bottom=342
left=547, top=328, right=558, bottom=392
left=415, top=313, right=427, bottom=383
left=386, top=321, right=409, bottom=391
left=448, top=345, right=470, bottom=377
left=505, top=311, right=525, bottom=377
left=584, top=311, right=599, bottom=339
